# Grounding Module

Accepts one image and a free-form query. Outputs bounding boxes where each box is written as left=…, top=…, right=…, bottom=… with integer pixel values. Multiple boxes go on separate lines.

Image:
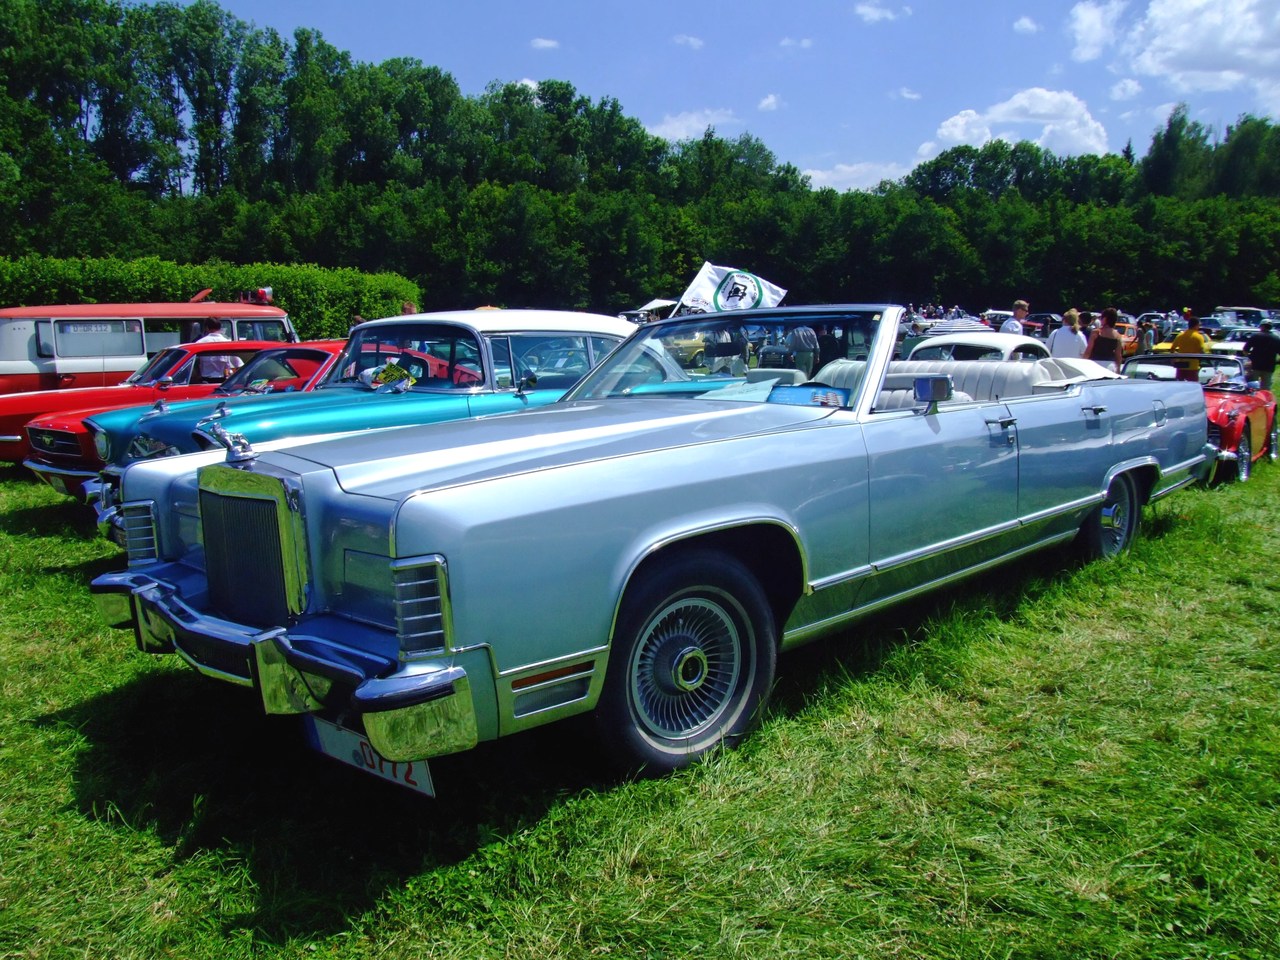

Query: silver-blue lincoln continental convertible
left=92, top=305, right=1212, bottom=795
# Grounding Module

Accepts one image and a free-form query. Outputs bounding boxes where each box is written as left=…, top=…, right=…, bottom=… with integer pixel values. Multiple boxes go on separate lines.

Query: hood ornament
left=141, top=398, right=170, bottom=419
left=205, top=421, right=258, bottom=464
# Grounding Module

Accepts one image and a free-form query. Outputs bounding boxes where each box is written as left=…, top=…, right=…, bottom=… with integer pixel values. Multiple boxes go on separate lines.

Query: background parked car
left=0, top=289, right=295, bottom=394
left=905, top=332, right=1049, bottom=362
left=1123, top=352, right=1276, bottom=483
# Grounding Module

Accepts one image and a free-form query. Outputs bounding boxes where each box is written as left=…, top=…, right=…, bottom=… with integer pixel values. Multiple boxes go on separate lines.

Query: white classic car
left=905, top=332, right=1050, bottom=362
left=92, top=305, right=1212, bottom=795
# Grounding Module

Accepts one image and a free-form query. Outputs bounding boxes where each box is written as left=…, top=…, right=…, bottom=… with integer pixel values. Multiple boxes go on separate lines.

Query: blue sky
left=211, top=0, right=1280, bottom=190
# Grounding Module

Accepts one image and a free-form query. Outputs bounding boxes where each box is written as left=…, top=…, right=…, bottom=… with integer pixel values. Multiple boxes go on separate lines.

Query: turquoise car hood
left=106, top=383, right=559, bottom=457
left=266, top=399, right=840, bottom=501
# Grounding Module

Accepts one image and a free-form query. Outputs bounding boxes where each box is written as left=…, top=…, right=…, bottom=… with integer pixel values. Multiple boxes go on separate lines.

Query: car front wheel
left=595, top=551, right=777, bottom=774
left=1236, top=429, right=1253, bottom=482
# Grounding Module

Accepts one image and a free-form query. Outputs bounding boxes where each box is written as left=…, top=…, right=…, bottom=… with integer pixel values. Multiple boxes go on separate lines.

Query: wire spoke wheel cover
left=597, top=550, right=777, bottom=774
left=630, top=595, right=745, bottom=740
left=1236, top=429, right=1252, bottom=482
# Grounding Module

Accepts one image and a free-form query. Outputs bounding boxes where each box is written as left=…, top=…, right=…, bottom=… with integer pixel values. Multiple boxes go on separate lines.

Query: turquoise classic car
left=87, top=308, right=634, bottom=511
left=92, top=304, right=1212, bottom=796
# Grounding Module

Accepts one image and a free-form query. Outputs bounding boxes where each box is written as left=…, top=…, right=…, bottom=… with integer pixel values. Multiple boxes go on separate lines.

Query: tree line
left=3, top=0, right=1280, bottom=316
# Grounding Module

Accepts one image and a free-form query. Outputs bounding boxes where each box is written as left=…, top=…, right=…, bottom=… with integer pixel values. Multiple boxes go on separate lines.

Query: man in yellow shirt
left=1170, top=314, right=1208, bottom=381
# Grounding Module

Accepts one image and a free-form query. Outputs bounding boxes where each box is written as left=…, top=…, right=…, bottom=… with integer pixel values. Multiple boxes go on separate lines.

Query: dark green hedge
left=0, top=256, right=420, bottom=341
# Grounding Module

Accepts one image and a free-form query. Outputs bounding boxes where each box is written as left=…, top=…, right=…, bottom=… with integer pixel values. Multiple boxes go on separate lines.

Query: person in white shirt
left=1000, top=299, right=1029, bottom=335
left=195, top=317, right=243, bottom=381
left=1046, top=308, right=1088, bottom=358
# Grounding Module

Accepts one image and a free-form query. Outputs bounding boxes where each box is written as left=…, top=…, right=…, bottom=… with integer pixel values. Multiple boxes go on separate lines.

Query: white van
left=0, top=289, right=296, bottom=394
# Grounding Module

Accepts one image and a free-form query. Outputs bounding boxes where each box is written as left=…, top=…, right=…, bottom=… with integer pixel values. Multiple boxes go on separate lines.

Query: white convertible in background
left=92, top=304, right=1212, bottom=795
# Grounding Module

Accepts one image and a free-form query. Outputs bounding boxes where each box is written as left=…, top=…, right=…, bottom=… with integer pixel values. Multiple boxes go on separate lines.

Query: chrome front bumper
left=21, top=458, right=98, bottom=500
left=90, top=568, right=478, bottom=762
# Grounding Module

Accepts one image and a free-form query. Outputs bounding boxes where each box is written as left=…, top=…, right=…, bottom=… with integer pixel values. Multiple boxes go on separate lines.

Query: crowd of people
left=939, top=297, right=1280, bottom=386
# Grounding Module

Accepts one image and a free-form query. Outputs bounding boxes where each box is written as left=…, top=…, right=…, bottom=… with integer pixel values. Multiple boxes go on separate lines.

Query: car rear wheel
left=1236, top=429, right=1252, bottom=482
left=1077, top=472, right=1139, bottom=560
left=595, top=551, right=777, bottom=774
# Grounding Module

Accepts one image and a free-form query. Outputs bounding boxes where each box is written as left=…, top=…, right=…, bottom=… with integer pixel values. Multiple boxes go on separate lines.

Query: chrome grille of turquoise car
left=121, top=502, right=158, bottom=564
left=392, top=556, right=450, bottom=658
left=201, top=489, right=289, bottom=628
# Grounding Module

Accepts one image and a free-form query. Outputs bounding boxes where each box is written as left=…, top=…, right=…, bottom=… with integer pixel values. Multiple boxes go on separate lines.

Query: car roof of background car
left=642, top=303, right=898, bottom=327
left=0, top=301, right=287, bottom=319
left=912, top=332, right=1044, bottom=350
left=354, top=309, right=636, bottom=337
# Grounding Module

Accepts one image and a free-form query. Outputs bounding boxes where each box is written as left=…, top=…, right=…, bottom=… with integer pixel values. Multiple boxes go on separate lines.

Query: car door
left=1003, top=390, right=1112, bottom=527
left=859, top=398, right=1019, bottom=603
left=469, top=334, right=607, bottom=417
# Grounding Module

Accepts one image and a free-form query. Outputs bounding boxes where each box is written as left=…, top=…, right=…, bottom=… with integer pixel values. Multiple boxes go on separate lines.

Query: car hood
left=268, top=399, right=840, bottom=501
left=0, top=382, right=156, bottom=420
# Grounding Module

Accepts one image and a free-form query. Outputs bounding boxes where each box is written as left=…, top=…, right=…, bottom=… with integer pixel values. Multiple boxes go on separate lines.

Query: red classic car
left=19, top=340, right=344, bottom=499
left=1122, top=352, right=1277, bottom=482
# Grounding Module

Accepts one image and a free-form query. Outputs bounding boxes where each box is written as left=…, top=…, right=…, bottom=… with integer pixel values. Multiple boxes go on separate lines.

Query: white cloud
left=1124, top=0, right=1280, bottom=112
left=649, top=109, right=740, bottom=141
left=530, top=38, right=559, bottom=50
left=897, top=87, right=922, bottom=100
left=780, top=37, right=814, bottom=49
left=1068, top=0, right=1127, bottom=62
left=929, top=87, right=1109, bottom=156
left=674, top=34, right=704, bottom=50
left=803, top=160, right=911, bottom=191
left=758, top=94, right=782, bottom=111
left=1013, top=16, right=1040, bottom=34
left=1111, top=77, right=1142, bottom=100
left=854, top=3, right=912, bottom=24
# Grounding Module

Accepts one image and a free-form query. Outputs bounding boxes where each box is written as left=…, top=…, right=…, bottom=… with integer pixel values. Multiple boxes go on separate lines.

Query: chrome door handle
left=985, top=416, right=1017, bottom=429
left=1082, top=404, right=1107, bottom=415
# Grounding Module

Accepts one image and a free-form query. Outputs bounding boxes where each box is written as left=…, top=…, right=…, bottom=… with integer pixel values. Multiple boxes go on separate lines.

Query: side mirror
left=157, top=376, right=174, bottom=391
left=913, top=375, right=953, bottom=415
left=515, top=372, right=538, bottom=394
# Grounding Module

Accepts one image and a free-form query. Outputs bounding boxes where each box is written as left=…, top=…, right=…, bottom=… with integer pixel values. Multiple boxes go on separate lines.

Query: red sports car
left=20, top=340, right=344, bottom=500
left=1122, top=352, right=1277, bottom=482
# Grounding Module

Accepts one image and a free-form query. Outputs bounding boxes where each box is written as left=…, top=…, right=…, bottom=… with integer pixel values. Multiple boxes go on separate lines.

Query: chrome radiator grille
left=26, top=427, right=81, bottom=457
left=201, top=489, right=289, bottom=627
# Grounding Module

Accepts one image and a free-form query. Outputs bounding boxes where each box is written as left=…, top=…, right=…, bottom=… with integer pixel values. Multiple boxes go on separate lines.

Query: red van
left=0, top=288, right=296, bottom=394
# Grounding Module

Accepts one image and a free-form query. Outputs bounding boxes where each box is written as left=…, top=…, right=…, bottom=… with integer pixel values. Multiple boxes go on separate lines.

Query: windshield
left=1123, top=353, right=1249, bottom=386
left=216, top=346, right=334, bottom=395
left=567, top=310, right=886, bottom=404
left=322, top=323, right=485, bottom=390
left=123, top=347, right=185, bottom=385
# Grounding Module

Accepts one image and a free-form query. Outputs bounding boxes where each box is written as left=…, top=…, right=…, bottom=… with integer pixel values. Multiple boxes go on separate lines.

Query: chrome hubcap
left=630, top=597, right=744, bottom=739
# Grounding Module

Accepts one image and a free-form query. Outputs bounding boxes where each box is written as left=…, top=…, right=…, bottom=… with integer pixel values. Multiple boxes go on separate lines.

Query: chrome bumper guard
left=90, top=570, right=479, bottom=762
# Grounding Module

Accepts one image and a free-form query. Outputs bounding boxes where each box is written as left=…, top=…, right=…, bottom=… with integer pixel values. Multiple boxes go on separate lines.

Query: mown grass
left=1, top=461, right=1276, bottom=959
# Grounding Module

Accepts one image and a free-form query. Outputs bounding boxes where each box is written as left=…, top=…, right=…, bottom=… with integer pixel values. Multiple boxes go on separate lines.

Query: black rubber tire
left=1236, top=429, right=1253, bottom=483
left=690, top=350, right=705, bottom=369
left=1268, top=417, right=1278, bottom=463
left=595, top=551, right=777, bottom=774
left=1077, top=472, right=1140, bottom=560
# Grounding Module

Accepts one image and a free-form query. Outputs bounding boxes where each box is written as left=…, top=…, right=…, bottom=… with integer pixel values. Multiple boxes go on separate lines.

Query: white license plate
left=302, top=715, right=435, bottom=796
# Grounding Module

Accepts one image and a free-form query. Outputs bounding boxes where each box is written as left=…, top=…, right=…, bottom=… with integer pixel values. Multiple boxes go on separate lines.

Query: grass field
left=1, top=461, right=1277, bottom=959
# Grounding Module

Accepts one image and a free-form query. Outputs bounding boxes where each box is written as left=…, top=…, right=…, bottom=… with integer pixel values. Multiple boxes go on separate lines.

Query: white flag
left=676, top=262, right=787, bottom=313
